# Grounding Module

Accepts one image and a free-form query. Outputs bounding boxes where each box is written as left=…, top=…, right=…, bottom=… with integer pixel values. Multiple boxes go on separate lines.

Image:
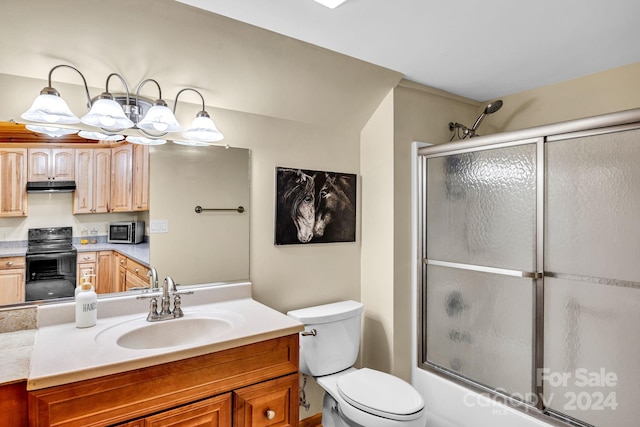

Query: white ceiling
left=176, top=0, right=640, bottom=102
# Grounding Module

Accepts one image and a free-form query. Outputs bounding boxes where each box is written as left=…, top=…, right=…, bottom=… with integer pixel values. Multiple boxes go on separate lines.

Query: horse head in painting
left=276, top=168, right=316, bottom=243
left=314, top=172, right=355, bottom=241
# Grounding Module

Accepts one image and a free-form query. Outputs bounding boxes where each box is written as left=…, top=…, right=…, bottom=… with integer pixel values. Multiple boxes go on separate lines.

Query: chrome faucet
left=147, top=267, right=159, bottom=291
left=137, top=275, right=193, bottom=322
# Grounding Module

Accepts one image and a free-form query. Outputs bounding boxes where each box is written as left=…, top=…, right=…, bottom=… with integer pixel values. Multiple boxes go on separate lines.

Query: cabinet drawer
left=125, top=270, right=149, bottom=290
left=234, top=374, right=299, bottom=427
left=0, top=256, right=25, bottom=269
left=125, top=257, right=149, bottom=280
left=77, top=252, right=97, bottom=263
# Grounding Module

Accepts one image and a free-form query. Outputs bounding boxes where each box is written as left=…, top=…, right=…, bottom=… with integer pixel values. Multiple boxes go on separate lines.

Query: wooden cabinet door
left=27, top=148, right=50, bottom=181
left=132, top=144, right=149, bottom=211
left=74, top=148, right=111, bottom=214
left=0, top=148, right=27, bottom=217
left=113, top=251, right=126, bottom=292
left=51, top=148, right=74, bottom=180
left=111, top=144, right=133, bottom=212
left=0, top=257, right=25, bottom=305
left=97, top=251, right=114, bottom=294
left=74, top=149, right=94, bottom=214
left=234, top=374, right=299, bottom=427
left=144, top=393, right=232, bottom=427
left=94, top=148, right=111, bottom=213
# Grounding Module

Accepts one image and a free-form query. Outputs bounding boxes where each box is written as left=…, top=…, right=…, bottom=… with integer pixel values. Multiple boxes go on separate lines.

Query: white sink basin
left=96, top=310, right=245, bottom=350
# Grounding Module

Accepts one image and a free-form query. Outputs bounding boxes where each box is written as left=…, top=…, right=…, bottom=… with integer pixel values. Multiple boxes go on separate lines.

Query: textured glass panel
left=426, top=265, right=534, bottom=398
left=546, top=128, right=640, bottom=282
left=427, top=144, right=536, bottom=271
left=544, top=277, right=640, bottom=427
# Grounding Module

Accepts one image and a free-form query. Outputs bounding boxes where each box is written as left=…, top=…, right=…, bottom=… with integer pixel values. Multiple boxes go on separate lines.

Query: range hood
left=26, top=181, right=77, bottom=193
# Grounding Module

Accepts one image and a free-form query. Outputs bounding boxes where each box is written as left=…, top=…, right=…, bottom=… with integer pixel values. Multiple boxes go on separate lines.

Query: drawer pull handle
left=265, top=409, right=276, bottom=420
left=5, top=261, right=13, bottom=267
left=120, top=260, right=125, bottom=264
left=134, top=268, right=139, bottom=273
left=83, top=256, right=90, bottom=260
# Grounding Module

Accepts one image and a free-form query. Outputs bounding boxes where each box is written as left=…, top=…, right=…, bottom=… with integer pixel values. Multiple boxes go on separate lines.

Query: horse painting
left=313, top=172, right=355, bottom=242
left=275, top=168, right=316, bottom=244
left=275, top=167, right=357, bottom=245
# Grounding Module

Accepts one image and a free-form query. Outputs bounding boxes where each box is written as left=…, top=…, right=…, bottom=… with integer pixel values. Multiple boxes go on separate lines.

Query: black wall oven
left=25, top=227, right=77, bottom=301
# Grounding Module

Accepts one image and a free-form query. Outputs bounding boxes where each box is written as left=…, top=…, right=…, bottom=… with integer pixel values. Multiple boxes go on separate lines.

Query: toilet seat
left=336, top=368, right=425, bottom=421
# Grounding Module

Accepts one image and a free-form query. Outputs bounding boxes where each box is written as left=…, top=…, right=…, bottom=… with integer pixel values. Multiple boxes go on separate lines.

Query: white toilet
left=287, top=300, right=427, bottom=427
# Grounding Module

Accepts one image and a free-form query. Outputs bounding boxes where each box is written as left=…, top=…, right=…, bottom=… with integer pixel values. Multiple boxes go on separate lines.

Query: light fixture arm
left=172, top=87, right=207, bottom=114
left=46, top=64, right=93, bottom=108
left=104, top=73, right=131, bottom=106
left=136, top=78, right=163, bottom=104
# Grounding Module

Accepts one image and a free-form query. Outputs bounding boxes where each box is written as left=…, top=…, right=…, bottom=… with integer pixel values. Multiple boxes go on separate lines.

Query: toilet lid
left=337, top=368, right=425, bottom=421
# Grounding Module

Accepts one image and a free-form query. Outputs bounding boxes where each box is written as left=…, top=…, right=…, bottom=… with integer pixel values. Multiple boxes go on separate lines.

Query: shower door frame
left=416, top=108, right=640, bottom=425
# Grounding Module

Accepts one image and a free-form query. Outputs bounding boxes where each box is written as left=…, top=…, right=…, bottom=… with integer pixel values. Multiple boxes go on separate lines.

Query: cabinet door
left=97, top=251, right=114, bottom=294
left=51, top=149, right=74, bottom=180
left=94, top=148, right=111, bottom=213
left=0, top=149, right=27, bottom=217
left=144, top=393, right=232, bottom=427
left=132, top=144, right=149, bottom=211
left=111, top=144, right=133, bottom=212
left=234, top=374, right=298, bottom=427
left=74, top=149, right=94, bottom=214
left=0, top=266, right=25, bottom=305
left=27, top=148, right=50, bottom=181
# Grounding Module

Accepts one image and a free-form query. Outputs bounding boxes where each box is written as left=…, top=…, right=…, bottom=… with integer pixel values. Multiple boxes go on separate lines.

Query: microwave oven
left=108, top=221, right=145, bottom=244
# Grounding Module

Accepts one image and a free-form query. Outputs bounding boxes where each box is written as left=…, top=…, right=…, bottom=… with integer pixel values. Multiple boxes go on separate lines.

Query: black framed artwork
left=275, top=167, right=356, bottom=245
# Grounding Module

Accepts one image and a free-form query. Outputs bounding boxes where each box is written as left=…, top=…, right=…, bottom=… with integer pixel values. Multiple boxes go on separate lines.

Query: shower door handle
left=424, top=259, right=542, bottom=279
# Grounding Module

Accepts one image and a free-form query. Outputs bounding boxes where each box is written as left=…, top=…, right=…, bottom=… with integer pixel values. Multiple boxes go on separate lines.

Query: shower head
left=470, top=99, right=503, bottom=133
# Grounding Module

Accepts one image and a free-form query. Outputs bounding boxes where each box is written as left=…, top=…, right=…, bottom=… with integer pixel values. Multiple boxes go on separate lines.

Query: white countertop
left=27, top=282, right=303, bottom=390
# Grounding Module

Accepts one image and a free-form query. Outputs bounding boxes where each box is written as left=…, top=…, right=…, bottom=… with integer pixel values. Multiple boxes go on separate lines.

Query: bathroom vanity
left=23, top=282, right=304, bottom=426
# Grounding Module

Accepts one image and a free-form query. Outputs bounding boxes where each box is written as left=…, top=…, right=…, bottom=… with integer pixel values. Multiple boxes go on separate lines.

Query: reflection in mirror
left=0, top=121, right=250, bottom=308
left=149, top=143, right=250, bottom=285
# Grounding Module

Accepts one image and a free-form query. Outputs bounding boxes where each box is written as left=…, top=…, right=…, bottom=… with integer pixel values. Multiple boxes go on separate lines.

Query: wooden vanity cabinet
left=0, top=148, right=27, bottom=217
left=27, top=148, right=74, bottom=182
left=28, top=334, right=300, bottom=427
left=0, top=256, right=25, bottom=305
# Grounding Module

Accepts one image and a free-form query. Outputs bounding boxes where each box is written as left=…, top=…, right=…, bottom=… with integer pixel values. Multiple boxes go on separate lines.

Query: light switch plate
left=150, top=219, right=169, bottom=233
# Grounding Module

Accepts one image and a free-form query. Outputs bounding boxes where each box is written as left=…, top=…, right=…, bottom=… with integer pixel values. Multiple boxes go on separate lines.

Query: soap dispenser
left=75, top=272, right=95, bottom=296
left=75, top=277, right=97, bottom=328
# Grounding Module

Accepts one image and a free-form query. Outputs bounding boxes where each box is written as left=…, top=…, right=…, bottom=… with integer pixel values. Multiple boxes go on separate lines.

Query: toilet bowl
left=287, top=300, right=427, bottom=427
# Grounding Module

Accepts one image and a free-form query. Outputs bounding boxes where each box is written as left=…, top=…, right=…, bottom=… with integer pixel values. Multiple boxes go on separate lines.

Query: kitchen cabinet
left=0, top=148, right=27, bottom=217
left=0, top=381, right=28, bottom=427
left=115, top=252, right=150, bottom=291
left=77, top=251, right=115, bottom=294
left=132, top=144, right=149, bottom=211
left=27, top=148, right=74, bottom=182
left=111, top=144, right=133, bottom=212
left=28, top=334, right=300, bottom=427
left=0, top=256, right=25, bottom=305
left=73, top=148, right=111, bottom=214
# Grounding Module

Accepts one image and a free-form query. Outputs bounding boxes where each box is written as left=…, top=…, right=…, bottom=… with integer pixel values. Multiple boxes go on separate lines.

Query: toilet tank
left=287, top=300, right=364, bottom=377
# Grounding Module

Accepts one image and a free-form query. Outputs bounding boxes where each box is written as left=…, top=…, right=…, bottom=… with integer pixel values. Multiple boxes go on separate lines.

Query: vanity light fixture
left=313, top=0, right=350, bottom=9
left=21, top=64, right=224, bottom=145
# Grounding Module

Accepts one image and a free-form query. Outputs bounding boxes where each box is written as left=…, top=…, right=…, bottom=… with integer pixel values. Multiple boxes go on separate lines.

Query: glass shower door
left=543, top=128, right=640, bottom=427
left=424, top=142, right=539, bottom=401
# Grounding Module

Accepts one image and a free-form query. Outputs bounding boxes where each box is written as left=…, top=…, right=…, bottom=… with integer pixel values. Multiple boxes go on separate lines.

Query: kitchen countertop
left=0, top=242, right=149, bottom=266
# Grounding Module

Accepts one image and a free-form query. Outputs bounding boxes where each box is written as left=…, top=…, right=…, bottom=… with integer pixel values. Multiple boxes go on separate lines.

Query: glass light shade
left=136, top=104, right=182, bottom=133
left=81, top=98, right=134, bottom=129
left=183, top=115, right=224, bottom=142
left=126, top=135, right=167, bottom=145
left=25, top=124, right=78, bottom=137
left=78, top=131, right=124, bottom=141
left=21, top=93, right=80, bottom=124
left=313, top=0, right=349, bottom=8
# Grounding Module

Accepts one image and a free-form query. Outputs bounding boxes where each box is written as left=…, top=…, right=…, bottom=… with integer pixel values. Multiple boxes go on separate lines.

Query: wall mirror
left=0, top=122, right=250, bottom=308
